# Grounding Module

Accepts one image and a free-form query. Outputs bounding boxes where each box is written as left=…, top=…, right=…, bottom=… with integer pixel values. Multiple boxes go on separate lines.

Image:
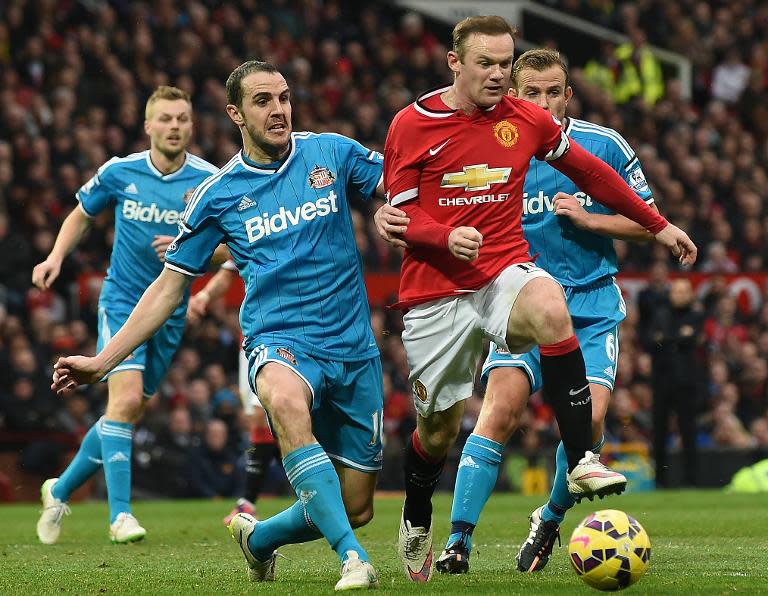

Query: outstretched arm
left=553, top=192, right=657, bottom=243
left=551, top=142, right=697, bottom=264
left=52, top=268, right=192, bottom=394
left=32, top=206, right=92, bottom=289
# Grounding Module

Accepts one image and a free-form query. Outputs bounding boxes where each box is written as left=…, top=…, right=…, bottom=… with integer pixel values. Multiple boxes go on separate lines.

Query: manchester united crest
left=308, top=165, right=335, bottom=189
left=413, top=380, right=428, bottom=403
left=493, top=120, right=519, bottom=148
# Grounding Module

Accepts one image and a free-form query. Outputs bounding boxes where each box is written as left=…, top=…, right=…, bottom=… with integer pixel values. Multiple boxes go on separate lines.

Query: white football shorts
left=402, top=262, right=555, bottom=417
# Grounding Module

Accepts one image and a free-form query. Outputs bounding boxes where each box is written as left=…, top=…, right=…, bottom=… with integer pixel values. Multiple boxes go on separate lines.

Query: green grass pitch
left=1, top=491, right=766, bottom=594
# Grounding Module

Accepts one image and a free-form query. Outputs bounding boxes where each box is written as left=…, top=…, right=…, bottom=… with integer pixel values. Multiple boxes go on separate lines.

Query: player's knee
left=107, top=392, right=144, bottom=422
left=419, top=424, right=459, bottom=455
left=347, top=503, right=374, bottom=528
left=267, top=393, right=308, bottom=425
left=530, top=294, right=572, bottom=343
left=494, top=398, right=524, bottom=436
left=482, top=408, right=522, bottom=444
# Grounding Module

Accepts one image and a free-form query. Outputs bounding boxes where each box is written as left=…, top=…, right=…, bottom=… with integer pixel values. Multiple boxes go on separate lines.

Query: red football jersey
left=384, top=87, right=569, bottom=308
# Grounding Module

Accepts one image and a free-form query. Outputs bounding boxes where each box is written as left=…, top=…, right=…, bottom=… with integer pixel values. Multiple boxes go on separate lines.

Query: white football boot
left=109, top=512, right=146, bottom=543
left=334, top=551, right=379, bottom=591
left=228, top=512, right=277, bottom=582
left=397, top=509, right=434, bottom=582
left=36, top=478, right=70, bottom=545
left=567, top=451, right=627, bottom=502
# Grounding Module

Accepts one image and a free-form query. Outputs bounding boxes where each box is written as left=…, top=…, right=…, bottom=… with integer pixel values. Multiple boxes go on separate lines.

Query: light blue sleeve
left=164, top=191, right=225, bottom=276
left=76, top=158, right=119, bottom=216
left=334, top=135, right=383, bottom=200
left=610, top=135, right=653, bottom=202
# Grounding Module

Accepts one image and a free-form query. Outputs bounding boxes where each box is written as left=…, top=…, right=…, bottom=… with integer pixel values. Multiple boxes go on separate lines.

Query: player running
left=434, top=49, right=660, bottom=575
left=33, top=86, right=217, bottom=544
left=51, top=61, right=382, bottom=591
left=381, top=16, right=696, bottom=582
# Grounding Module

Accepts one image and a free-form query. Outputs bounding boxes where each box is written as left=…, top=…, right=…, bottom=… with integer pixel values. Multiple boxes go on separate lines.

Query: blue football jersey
left=77, top=151, right=218, bottom=313
left=165, top=132, right=383, bottom=361
left=521, top=118, right=653, bottom=287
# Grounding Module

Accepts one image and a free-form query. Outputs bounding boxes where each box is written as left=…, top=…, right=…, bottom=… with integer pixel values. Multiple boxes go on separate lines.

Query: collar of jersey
left=414, top=85, right=498, bottom=119
left=145, top=151, right=189, bottom=179
left=237, top=134, right=296, bottom=174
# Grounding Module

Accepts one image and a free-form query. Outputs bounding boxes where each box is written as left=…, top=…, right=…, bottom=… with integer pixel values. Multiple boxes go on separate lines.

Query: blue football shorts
left=248, top=342, right=384, bottom=473
left=482, top=276, right=626, bottom=393
left=97, top=294, right=186, bottom=398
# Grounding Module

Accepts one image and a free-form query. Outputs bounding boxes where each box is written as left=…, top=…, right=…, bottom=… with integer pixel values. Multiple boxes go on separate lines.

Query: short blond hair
left=512, top=49, right=569, bottom=89
left=452, top=15, right=517, bottom=60
left=145, top=86, right=192, bottom=119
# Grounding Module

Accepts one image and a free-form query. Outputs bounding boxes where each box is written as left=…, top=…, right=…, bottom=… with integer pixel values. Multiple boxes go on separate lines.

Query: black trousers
left=652, top=382, right=698, bottom=487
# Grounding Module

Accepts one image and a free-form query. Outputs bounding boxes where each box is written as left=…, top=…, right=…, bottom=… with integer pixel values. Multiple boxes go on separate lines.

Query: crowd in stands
left=1, top=0, right=768, bottom=496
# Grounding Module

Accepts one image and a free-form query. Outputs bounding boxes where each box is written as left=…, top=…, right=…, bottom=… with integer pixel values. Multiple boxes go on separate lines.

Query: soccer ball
left=568, top=509, right=651, bottom=591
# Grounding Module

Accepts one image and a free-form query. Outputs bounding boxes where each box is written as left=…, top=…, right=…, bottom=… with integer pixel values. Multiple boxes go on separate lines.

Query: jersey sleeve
left=534, top=111, right=571, bottom=162
left=334, top=135, right=383, bottom=200
left=383, top=112, right=421, bottom=206
left=164, top=190, right=225, bottom=277
left=616, top=146, right=653, bottom=203
left=76, top=158, right=119, bottom=216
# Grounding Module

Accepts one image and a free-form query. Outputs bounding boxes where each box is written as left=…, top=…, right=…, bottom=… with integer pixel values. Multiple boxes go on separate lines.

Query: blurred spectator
left=712, top=405, right=754, bottom=448
left=613, top=28, right=664, bottom=105
left=636, top=260, right=669, bottom=346
left=582, top=41, right=619, bottom=97
left=135, top=407, right=199, bottom=498
left=750, top=417, right=768, bottom=448
left=700, top=241, right=739, bottom=273
left=54, top=393, right=96, bottom=436
left=646, top=279, right=705, bottom=487
left=188, top=418, right=244, bottom=499
left=704, top=294, right=749, bottom=351
left=0, top=211, right=33, bottom=313
left=605, top=387, right=651, bottom=443
left=711, top=47, right=751, bottom=104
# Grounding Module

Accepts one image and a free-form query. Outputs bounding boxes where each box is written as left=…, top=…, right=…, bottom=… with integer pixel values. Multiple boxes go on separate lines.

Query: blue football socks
left=52, top=418, right=104, bottom=501
left=100, top=419, right=134, bottom=523
left=249, top=443, right=366, bottom=564
left=248, top=500, right=321, bottom=561
left=445, top=433, right=504, bottom=553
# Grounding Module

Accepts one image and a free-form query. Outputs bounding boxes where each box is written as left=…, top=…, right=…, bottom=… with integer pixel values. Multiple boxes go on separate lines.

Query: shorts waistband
left=564, top=276, right=615, bottom=293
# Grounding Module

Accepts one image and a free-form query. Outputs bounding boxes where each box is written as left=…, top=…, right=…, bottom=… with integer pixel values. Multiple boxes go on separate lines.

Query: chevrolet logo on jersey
left=441, top=164, right=512, bottom=192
